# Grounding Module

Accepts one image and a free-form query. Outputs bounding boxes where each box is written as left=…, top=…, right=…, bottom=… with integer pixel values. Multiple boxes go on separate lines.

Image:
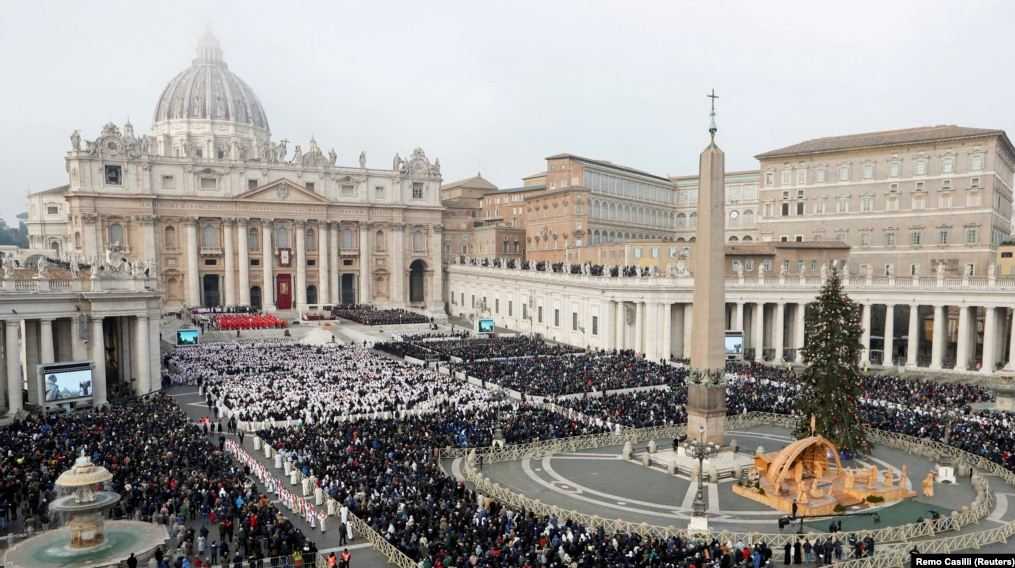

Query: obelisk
left=687, top=90, right=728, bottom=446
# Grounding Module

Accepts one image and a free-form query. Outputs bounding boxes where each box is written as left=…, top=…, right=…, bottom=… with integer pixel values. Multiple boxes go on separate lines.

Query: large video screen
left=478, top=319, right=495, bottom=333
left=724, top=332, right=744, bottom=357
left=42, top=366, right=93, bottom=402
left=177, top=328, right=200, bottom=345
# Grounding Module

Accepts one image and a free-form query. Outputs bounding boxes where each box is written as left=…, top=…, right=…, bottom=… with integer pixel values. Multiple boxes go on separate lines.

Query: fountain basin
left=4, top=520, right=169, bottom=568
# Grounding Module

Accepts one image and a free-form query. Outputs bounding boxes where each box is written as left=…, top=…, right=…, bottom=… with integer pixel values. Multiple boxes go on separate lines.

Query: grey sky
left=1, top=0, right=1011, bottom=223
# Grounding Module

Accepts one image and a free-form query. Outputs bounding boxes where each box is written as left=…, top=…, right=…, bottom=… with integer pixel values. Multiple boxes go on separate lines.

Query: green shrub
left=833, top=503, right=846, bottom=513
left=865, top=495, right=885, bottom=503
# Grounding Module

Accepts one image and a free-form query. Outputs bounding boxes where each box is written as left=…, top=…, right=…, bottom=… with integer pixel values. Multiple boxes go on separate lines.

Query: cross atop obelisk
left=707, top=89, right=719, bottom=143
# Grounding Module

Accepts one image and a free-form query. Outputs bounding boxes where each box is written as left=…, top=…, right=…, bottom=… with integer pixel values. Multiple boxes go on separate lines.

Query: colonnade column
left=134, top=315, right=150, bottom=394
left=329, top=223, right=339, bottom=304
left=860, top=303, right=871, bottom=366
left=1006, top=309, right=1015, bottom=371
left=184, top=219, right=200, bottom=307
left=906, top=304, right=920, bottom=368
left=956, top=306, right=972, bottom=370
left=40, top=319, right=54, bottom=365
left=223, top=220, right=236, bottom=307
left=795, top=303, right=806, bottom=364
left=91, top=317, right=107, bottom=407
left=671, top=303, right=684, bottom=360
left=634, top=302, right=644, bottom=355
left=661, top=303, right=672, bottom=361
left=930, top=304, right=946, bottom=370
left=359, top=224, right=370, bottom=304
left=883, top=304, right=894, bottom=367
left=71, top=317, right=88, bottom=361
left=682, top=304, right=693, bottom=359
left=753, top=302, right=765, bottom=362
left=774, top=302, right=785, bottom=363
left=318, top=222, right=330, bottom=305
left=5, top=321, right=21, bottom=415
left=614, top=301, right=625, bottom=350
left=734, top=302, right=744, bottom=332
left=982, top=307, right=997, bottom=374
left=295, top=222, right=307, bottom=310
left=261, top=220, right=275, bottom=312
left=237, top=219, right=250, bottom=306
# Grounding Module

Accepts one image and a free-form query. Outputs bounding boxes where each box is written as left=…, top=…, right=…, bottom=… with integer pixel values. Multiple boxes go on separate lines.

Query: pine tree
left=795, top=265, right=870, bottom=453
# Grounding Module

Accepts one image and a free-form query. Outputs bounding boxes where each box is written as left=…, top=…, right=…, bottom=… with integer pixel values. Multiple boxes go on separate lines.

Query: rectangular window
left=495, top=299, right=499, bottom=314
left=795, top=235, right=803, bottom=242
left=572, top=312, right=578, bottom=331
left=375, top=185, right=385, bottom=199
left=942, top=179, right=952, bottom=190
left=796, top=202, right=804, bottom=215
left=248, top=179, right=258, bottom=190
left=780, top=235, right=789, bottom=242
left=860, top=233, right=871, bottom=246
left=782, top=260, right=790, bottom=272
left=861, top=196, right=873, bottom=212
left=161, top=175, right=176, bottom=189
left=796, top=170, right=807, bottom=185
left=104, top=165, right=122, bottom=185
left=781, top=203, right=790, bottom=216
left=913, top=196, right=926, bottom=210
left=815, top=169, right=826, bottom=183
left=471, top=295, right=475, bottom=308
left=838, top=165, right=849, bottom=181
left=305, top=181, right=315, bottom=193
left=939, top=230, right=949, bottom=244
left=412, top=182, right=424, bottom=199
left=971, top=177, right=981, bottom=188
left=343, top=259, right=353, bottom=266
left=592, top=316, right=598, bottom=336
left=910, top=264, right=919, bottom=276
left=886, top=232, right=896, bottom=246
left=203, top=259, right=217, bottom=266
left=538, top=306, right=543, bottom=323
left=797, top=260, right=805, bottom=273
left=522, top=303, right=528, bottom=319
left=915, top=159, right=927, bottom=175
left=341, top=184, right=355, bottom=196
left=200, top=177, right=217, bottom=190
left=307, top=259, right=316, bottom=267
left=652, top=247, right=659, bottom=258
left=966, top=263, right=975, bottom=276
left=889, top=161, right=900, bottom=177
left=508, top=301, right=512, bottom=317
left=911, top=230, right=921, bottom=245
left=966, top=228, right=978, bottom=244
left=47, top=206, right=59, bottom=215
left=554, top=309, right=560, bottom=327
left=883, top=264, right=893, bottom=277
left=863, top=164, right=874, bottom=179
left=250, top=259, right=260, bottom=266
left=634, top=248, right=642, bottom=258
left=971, top=154, right=985, bottom=171
left=781, top=170, right=792, bottom=185
left=943, top=157, right=954, bottom=174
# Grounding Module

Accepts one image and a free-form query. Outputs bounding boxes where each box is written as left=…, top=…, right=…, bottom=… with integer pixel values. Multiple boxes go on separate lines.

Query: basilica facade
left=36, top=32, right=445, bottom=313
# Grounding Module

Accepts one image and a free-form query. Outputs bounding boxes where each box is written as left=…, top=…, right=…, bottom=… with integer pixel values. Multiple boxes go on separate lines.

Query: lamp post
left=687, top=424, right=721, bottom=520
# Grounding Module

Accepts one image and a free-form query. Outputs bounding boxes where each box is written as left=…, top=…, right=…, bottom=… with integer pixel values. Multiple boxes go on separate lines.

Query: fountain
left=4, top=450, right=168, bottom=568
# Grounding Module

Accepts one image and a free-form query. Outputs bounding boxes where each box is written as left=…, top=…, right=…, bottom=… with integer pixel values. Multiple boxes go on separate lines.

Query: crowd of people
left=459, top=256, right=666, bottom=278
left=0, top=394, right=317, bottom=567
left=213, top=313, right=287, bottom=331
left=464, top=349, right=687, bottom=396
left=331, top=304, right=430, bottom=325
left=168, top=342, right=499, bottom=423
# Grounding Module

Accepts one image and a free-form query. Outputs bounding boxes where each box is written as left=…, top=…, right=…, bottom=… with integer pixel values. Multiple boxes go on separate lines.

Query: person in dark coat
left=793, top=540, right=802, bottom=564
left=784, top=542, right=791, bottom=565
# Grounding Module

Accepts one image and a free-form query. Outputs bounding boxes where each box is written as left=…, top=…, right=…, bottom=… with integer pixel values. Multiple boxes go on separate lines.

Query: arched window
left=742, top=210, right=755, bottom=226
left=306, top=228, right=317, bottom=251
left=202, top=224, right=219, bottom=248
left=689, top=213, right=697, bottom=228
left=729, top=210, right=740, bottom=226
left=676, top=213, right=687, bottom=228
left=164, top=226, right=178, bottom=250
left=275, top=225, right=290, bottom=248
left=412, top=229, right=426, bottom=252
left=375, top=230, right=386, bottom=252
left=247, top=227, right=259, bottom=251
left=729, top=235, right=739, bottom=242
left=108, top=223, right=125, bottom=249
left=742, top=235, right=753, bottom=242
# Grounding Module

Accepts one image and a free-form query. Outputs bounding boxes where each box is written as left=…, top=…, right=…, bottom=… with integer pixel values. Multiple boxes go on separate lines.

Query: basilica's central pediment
left=235, top=178, right=329, bottom=204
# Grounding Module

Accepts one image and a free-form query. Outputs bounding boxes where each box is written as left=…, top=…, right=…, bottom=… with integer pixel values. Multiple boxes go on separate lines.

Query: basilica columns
left=40, top=319, right=55, bottom=366
left=392, top=225, right=405, bottom=305
left=295, top=222, right=307, bottom=310
left=134, top=315, right=150, bottom=394
left=223, top=220, right=236, bottom=307
left=430, top=226, right=443, bottom=309
left=614, top=301, right=624, bottom=350
left=261, top=220, right=275, bottom=311
left=317, top=222, right=330, bottom=305
left=956, top=305, right=971, bottom=370
left=238, top=219, right=250, bottom=306
left=634, top=302, right=645, bottom=355
left=184, top=220, right=200, bottom=307
left=359, top=224, right=370, bottom=304
left=860, top=303, right=871, bottom=366
left=660, top=303, right=672, bottom=360
left=734, top=302, right=745, bottom=332
left=91, top=317, right=107, bottom=407
left=5, top=321, right=21, bottom=415
left=329, top=223, right=340, bottom=303
left=930, top=304, right=946, bottom=370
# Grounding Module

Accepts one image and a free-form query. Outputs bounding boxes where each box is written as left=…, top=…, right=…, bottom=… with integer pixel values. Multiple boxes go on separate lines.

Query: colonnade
left=1, top=313, right=159, bottom=416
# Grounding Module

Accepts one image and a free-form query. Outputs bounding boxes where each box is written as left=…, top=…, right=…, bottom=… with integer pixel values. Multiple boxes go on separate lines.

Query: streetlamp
left=686, top=424, right=721, bottom=528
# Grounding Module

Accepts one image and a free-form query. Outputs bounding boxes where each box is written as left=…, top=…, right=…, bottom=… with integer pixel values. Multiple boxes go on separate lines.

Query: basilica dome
left=153, top=32, right=270, bottom=133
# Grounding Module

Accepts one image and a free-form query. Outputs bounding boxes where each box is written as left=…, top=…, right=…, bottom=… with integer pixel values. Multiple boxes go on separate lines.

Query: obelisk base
left=687, top=383, right=727, bottom=446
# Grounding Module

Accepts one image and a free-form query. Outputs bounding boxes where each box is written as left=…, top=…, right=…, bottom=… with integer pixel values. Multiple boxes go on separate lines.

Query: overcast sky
left=1, top=0, right=1011, bottom=222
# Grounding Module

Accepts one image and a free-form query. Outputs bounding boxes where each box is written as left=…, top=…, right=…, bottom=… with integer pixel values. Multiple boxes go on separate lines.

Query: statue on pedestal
left=70, top=129, right=81, bottom=151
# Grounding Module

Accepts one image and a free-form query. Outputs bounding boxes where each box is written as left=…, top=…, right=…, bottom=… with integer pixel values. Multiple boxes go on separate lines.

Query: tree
left=795, top=265, right=869, bottom=453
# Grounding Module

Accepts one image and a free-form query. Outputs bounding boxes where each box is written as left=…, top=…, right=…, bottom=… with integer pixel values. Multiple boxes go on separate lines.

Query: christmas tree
left=795, top=265, right=870, bottom=453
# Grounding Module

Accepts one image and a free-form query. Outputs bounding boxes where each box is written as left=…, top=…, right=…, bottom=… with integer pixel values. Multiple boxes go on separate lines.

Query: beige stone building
left=30, top=32, right=446, bottom=314
left=440, top=175, right=530, bottom=261
left=997, top=242, right=1015, bottom=276
left=756, top=125, right=1015, bottom=277
left=671, top=170, right=760, bottom=243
